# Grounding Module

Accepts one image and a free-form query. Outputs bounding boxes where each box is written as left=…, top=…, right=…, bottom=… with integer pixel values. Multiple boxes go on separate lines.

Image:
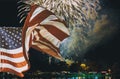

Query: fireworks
left=18, top=0, right=101, bottom=28
left=17, top=0, right=102, bottom=61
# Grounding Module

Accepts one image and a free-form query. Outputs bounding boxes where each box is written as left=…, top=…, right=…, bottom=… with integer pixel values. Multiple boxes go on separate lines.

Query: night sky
left=0, top=0, right=120, bottom=69
left=0, top=0, right=19, bottom=26
left=85, top=0, right=120, bottom=63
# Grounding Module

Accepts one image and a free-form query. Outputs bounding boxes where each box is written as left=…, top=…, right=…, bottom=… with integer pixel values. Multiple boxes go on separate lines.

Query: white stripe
left=33, top=42, right=51, bottom=49
left=32, top=40, right=58, bottom=53
left=0, top=63, right=28, bottom=73
left=40, top=15, right=58, bottom=24
left=40, top=21, right=70, bottom=35
left=32, top=30, right=39, bottom=41
left=30, top=7, right=45, bottom=22
left=32, top=42, right=59, bottom=56
left=36, top=26, right=61, bottom=48
left=0, top=55, right=26, bottom=63
left=25, top=24, right=37, bottom=58
left=0, top=47, right=22, bottom=54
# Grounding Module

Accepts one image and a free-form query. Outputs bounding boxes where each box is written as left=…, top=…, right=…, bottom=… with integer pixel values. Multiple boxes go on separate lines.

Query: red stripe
left=28, top=10, right=54, bottom=26
left=41, top=24, right=69, bottom=41
left=0, top=52, right=24, bottom=58
left=22, top=5, right=53, bottom=60
left=33, top=29, right=59, bottom=51
left=0, top=59, right=27, bottom=68
left=22, top=5, right=39, bottom=68
left=1, top=68, right=25, bottom=77
left=22, top=12, right=31, bottom=67
left=33, top=40, right=59, bottom=53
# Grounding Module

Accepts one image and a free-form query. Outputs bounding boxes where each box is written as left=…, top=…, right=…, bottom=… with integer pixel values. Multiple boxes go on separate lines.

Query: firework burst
left=17, top=0, right=102, bottom=61
left=18, top=0, right=101, bottom=28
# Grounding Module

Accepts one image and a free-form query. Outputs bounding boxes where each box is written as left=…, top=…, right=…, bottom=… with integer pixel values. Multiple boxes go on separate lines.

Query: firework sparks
left=17, top=0, right=119, bottom=62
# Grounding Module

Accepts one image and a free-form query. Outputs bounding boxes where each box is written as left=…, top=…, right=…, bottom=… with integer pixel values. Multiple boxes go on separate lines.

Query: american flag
left=0, top=5, right=69, bottom=77
left=22, top=5, right=70, bottom=60
left=0, top=27, right=29, bottom=77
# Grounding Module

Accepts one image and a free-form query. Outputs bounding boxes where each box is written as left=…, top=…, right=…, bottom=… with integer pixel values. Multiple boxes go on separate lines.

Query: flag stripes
left=0, top=64, right=28, bottom=77
left=34, top=26, right=61, bottom=48
left=41, top=24, right=69, bottom=41
left=0, top=47, right=29, bottom=77
left=0, top=59, right=27, bottom=67
left=23, top=4, right=69, bottom=61
left=1, top=52, right=23, bottom=58
left=23, top=5, right=69, bottom=60
left=0, top=27, right=29, bottom=77
left=0, top=4, right=69, bottom=77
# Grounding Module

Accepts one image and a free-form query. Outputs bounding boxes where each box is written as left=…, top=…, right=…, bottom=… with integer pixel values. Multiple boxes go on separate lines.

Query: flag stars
left=8, top=40, right=11, bottom=43
left=2, top=36, right=4, bottom=39
left=5, top=29, right=9, bottom=32
left=16, top=36, right=20, bottom=39
left=1, top=31, right=4, bottom=34
left=0, top=27, right=22, bottom=49
left=16, top=40, right=19, bottom=43
left=19, top=32, right=22, bottom=36
left=4, top=33, right=7, bottom=36
left=11, top=33, right=14, bottom=36
left=12, top=42, right=14, bottom=44
left=13, top=38, right=16, bottom=41
left=2, top=40, right=5, bottom=43
left=9, top=45, right=12, bottom=48
left=19, top=42, right=22, bottom=45
left=5, top=43, right=8, bottom=46
left=16, top=31, right=19, bottom=34
left=15, top=44, right=18, bottom=47
left=8, top=34, right=10, bottom=37
left=18, top=37, right=21, bottom=40
left=2, top=45, right=4, bottom=47
left=14, top=35, right=17, bottom=37
left=8, top=31, right=11, bottom=33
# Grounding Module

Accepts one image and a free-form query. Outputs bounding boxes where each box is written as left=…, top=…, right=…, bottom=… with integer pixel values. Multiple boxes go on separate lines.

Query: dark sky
left=84, top=0, right=120, bottom=65
left=0, top=0, right=20, bottom=26
left=0, top=0, right=120, bottom=65
left=85, top=0, right=120, bottom=64
left=85, top=31, right=120, bottom=64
